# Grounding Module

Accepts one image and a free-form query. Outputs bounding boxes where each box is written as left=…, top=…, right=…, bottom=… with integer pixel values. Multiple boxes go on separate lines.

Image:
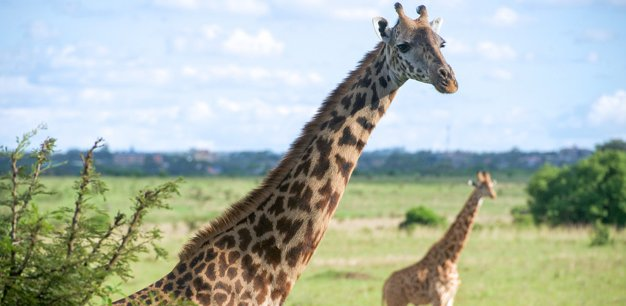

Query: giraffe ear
left=430, top=17, right=443, bottom=34
left=372, top=17, right=391, bottom=43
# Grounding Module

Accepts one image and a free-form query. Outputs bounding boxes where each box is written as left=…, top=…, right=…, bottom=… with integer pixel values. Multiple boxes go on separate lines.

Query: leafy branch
left=0, top=127, right=179, bottom=305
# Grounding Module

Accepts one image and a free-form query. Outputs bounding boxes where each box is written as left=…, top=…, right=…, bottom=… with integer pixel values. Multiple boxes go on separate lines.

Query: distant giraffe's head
left=469, top=171, right=497, bottom=199
left=373, top=3, right=458, bottom=93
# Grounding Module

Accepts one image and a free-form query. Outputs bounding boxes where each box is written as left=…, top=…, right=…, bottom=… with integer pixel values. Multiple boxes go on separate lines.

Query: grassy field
left=38, top=176, right=626, bottom=305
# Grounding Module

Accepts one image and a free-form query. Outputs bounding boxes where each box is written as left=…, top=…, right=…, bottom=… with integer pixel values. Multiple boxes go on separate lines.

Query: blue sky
left=1, top=0, right=625, bottom=153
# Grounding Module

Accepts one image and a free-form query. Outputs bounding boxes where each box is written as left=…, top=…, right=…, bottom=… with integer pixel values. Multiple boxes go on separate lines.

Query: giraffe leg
left=434, top=289, right=456, bottom=306
left=445, top=297, right=455, bottom=306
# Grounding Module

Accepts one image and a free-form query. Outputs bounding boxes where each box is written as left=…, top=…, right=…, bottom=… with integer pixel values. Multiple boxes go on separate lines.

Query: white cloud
left=151, top=68, right=171, bottom=84
left=443, top=40, right=517, bottom=60
left=547, top=0, right=593, bottom=5
left=490, top=7, right=519, bottom=26
left=186, top=101, right=215, bottom=121
left=124, top=106, right=181, bottom=125
left=79, top=88, right=114, bottom=102
left=201, top=24, right=221, bottom=39
left=153, top=0, right=200, bottom=9
left=0, top=107, right=81, bottom=123
left=169, top=24, right=222, bottom=53
left=101, top=67, right=171, bottom=85
left=180, top=64, right=322, bottom=86
left=586, top=51, right=599, bottom=63
left=0, top=76, right=57, bottom=95
left=181, top=66, right=199, bottom=77
left=216, top=98, right=315, bottom=118
left=153, top=0, right=269, bottom=15
left=170, top=36, right=191, bottom=52
left=218, top=98, right=244, bottom=112
left=477, top=41, right=517, bottom=61
left=224, top=0, right=269, bottom=15
left=223, top=29, right=284, bottom=56
left=524, top=52, right=536, bottom=61
left=444, top=37, right=472, bottom=55
left=47, top=43, right=112, bottom=69
left=581, top=29, right=614, bottom=42
left=331, top=8, right=379, bottom=21
left=486, top=68, right=513, bottom=80
left=588, top=90, right=626, bottom=125
left=29, top=21, right=57, bottom=40
left=517, top=0, right=593, bottom=6
left=0, top=76, right=66, bottom=105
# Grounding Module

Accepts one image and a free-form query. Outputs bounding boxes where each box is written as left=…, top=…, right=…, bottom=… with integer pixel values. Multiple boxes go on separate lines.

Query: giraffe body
left=382, top=172, right=496, bottom=306
left=115, top=3, right=457, bottom=305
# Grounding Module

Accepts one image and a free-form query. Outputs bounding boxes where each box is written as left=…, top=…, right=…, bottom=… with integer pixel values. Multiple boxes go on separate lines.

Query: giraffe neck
left=258, top=42, right=401, bottom=284
left=429, top=189, right=484, bottom=264
left=127, top=43, right=406, bottom=305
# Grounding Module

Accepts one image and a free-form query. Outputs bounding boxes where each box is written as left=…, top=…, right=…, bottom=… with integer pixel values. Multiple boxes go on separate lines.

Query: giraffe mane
left=178, top=42, right=386, bottom=260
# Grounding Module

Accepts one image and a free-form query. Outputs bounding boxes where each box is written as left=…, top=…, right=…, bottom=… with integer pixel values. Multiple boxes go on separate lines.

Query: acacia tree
left=0, top=128, right=180, bottom=305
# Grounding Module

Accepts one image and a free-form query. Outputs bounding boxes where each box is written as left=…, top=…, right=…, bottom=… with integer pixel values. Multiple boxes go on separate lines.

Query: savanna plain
left=39, top=176, right=626, bottom=305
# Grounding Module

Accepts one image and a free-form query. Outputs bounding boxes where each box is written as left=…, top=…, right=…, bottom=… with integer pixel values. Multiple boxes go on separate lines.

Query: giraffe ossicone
left=382, top=171, right=496, bottom=306
left=114, top=3, right=456, bottom=305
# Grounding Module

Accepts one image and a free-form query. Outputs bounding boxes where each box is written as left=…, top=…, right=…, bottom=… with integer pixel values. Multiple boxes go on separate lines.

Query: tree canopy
left=527, top=149, right=626, bottom=227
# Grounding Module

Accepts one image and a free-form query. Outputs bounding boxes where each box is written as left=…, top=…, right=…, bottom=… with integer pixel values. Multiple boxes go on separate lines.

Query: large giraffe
left=115, top=3, right=457, bottom=305
left=382, top=171, right=497, bottom=306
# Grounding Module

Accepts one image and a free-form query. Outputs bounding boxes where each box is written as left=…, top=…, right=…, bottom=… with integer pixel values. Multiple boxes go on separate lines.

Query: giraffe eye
left=397, top=43, right=411, bottom=53
left=437, top=35, right=446, bottom=48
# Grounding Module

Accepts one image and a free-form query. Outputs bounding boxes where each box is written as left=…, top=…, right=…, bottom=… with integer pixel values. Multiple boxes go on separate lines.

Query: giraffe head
left=372, top=3, right=458, bottom=93
left=470, top=171, right=497, bottom=199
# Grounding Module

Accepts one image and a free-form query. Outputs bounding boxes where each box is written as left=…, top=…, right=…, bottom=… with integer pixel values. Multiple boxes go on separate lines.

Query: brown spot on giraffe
left=113, top=3, right=457, bottom=305
left=338, top=126, right=358, bottom=147
left=335, top=154, right=354, bottom=185
left=357, top=116, right=375, bottom=132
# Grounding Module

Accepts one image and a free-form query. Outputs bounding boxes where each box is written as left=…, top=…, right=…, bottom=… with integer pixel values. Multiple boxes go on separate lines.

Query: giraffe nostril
left=438, top=68, right=449, bottom=79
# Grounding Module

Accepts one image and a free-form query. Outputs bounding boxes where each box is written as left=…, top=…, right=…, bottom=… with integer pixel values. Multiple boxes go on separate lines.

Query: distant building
left=113, top=152, right=146, bottom=167
left=152, top=154, right=165, bottom=166
left=191, top=149, right=218, bottom=163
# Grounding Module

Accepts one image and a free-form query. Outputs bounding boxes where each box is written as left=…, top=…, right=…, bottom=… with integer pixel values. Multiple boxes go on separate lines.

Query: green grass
left=36, top=176, right=626, bottom=305
left=289, top=226, right=626, bottom=306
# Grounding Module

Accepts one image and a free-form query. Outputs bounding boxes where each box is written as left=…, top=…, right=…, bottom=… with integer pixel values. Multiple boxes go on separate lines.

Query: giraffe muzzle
left=433, top=65, right=458, bottom=94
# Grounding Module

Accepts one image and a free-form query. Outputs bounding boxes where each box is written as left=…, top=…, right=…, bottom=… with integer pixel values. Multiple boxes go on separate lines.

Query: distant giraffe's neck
left=119, top=43, right=407, bottom=305
left=428, top=189, right=484, bottom=264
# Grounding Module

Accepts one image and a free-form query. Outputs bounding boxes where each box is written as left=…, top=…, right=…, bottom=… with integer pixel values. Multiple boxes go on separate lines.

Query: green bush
left=527, top=149, right=626, bottom=227
left=590, top=220, right=612, bottom=247
left=0, top=128, right=180, bottom=305
left=399, top=206, right=445, bottom=230
left=510, top=205, right=534, bottom=226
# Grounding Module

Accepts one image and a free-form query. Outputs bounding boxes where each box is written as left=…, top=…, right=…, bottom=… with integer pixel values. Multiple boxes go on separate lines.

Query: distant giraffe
left=114, top=3, right=457, bottom=305
left=382, top=171, right=497, bottom=306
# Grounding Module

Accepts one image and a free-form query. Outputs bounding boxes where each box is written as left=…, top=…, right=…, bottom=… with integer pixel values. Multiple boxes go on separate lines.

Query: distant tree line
left=0, top=145, right=593, bottom=177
